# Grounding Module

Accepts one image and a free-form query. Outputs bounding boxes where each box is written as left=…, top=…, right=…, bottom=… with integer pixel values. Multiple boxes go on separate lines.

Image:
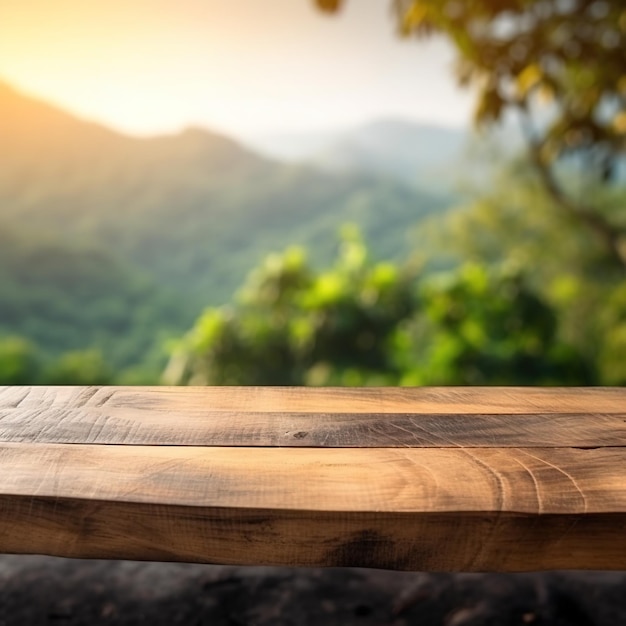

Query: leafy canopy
left=166, top=230, right=591, bottom=386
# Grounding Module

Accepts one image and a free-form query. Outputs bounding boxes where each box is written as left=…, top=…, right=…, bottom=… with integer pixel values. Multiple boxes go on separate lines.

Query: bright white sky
left=0, top=0, right=473, bottom=138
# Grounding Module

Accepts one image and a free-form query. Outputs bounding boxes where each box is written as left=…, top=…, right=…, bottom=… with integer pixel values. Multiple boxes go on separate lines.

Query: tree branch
left=517, top=109, right=626, bottom=271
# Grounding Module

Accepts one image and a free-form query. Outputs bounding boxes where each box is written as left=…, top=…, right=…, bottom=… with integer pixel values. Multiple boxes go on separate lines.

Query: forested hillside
left=0, top=81, right=454, bottom=307
left=0, top=226, right=185, bottom=377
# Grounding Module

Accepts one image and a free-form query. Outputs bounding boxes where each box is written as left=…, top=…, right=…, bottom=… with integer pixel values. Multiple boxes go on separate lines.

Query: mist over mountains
left=247, top=119, right=470, bottom=189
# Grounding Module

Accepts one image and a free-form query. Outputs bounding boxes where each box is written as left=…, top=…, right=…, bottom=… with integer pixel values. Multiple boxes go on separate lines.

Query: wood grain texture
left=2, top=407, right=626, bottom=447
left=1, top=385, right=625, bottom=414
left=1, top=497, right=624, bottom=571
left=1, top=386, right=624, bottom=448
left=1, top=443, right=625, bottom=513
left=0, top=386, right=624, bottom=571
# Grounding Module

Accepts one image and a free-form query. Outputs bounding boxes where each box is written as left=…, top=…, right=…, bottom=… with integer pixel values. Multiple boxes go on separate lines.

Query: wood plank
left=1, top=443, right=624, bottom=514
left=0, top=443, right=625, bottom=570
left=2, top=386, right=625, bottom=415
left=1, top=496, right=624, bottom=571
left=1, top=406, right=625, bottom=447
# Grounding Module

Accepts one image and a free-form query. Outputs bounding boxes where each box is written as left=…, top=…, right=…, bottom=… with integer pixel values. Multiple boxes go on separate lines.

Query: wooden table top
left=0, top=386, right=625, bottom=571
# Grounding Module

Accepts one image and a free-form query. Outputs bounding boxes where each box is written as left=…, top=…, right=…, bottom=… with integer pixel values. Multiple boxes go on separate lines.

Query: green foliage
left=597, top=282, right=626, bottom=385
left=166, top=231, right=418, bottom=386
left=42, top=350, right=113, bottom=386
left=0, top=227, right=186, bottom=382
left=167, top=230, right=591, bottom=386
left=396, top=264, right=592, bottom=385
left=0, top=336, right=40, bottom=384
left=415, top=157, right=621, bottom=276
left=413, top=158, right=625, bottom=383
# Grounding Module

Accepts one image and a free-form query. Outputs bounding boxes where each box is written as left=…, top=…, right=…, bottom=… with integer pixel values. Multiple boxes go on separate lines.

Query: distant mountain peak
left=176, top=124, right=240, bottom=147
left=0, top=78, right=269, bottom=170
left=180, top=125, right=212, bottom=137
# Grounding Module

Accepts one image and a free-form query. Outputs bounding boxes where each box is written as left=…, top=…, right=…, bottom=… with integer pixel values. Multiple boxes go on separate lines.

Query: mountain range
left=0, top=79, right=461, bottom=374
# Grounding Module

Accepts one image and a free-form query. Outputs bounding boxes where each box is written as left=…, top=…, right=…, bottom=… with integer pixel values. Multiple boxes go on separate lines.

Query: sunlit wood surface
left=0, top=386, right=625, bottom=571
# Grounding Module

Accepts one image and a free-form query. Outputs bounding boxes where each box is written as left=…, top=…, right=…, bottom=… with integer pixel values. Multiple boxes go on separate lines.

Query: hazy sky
left=0, top=0, right=473, bottom=138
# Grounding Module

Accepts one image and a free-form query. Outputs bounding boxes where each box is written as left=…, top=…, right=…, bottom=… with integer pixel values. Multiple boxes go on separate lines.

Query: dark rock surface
left=0, top=556, right=625, bottom=625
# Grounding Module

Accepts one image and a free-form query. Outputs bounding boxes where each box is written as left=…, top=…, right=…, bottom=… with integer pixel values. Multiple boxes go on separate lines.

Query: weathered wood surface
left=0, top=386, right=624, bottom=571
left=1, top=386, right=625, bottom=447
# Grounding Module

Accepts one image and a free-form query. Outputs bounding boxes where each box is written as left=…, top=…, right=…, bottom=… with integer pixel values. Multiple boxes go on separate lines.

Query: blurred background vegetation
left=1, top=0, right=625, bottom=386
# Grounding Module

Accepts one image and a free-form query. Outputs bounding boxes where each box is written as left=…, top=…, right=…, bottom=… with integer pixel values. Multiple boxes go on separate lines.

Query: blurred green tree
left=165, top=229, right=417, bottom=385
left=166, top=231, right=590, bottom=386
left=596, top=281, right=626, bottom=384
left=43, top=349, right=113, bottom=385
left=395, top=263, right=593, bottom=385
left=414, top=157, right=621, bottom=381
left=315, top=0, right=626, bottom=269
left=0, top=336, right=41, bottom=384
